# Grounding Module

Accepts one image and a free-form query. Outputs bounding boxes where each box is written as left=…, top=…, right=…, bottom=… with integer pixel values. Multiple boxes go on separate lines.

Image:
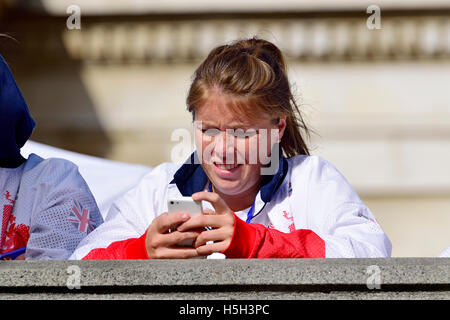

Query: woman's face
left=194, top=92, right=286, bottom=197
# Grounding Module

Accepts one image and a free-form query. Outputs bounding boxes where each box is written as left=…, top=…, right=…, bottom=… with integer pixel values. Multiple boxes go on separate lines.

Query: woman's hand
left=145, top=212, right=200, bottom=259
left=176, top=191, right=235, bottom=256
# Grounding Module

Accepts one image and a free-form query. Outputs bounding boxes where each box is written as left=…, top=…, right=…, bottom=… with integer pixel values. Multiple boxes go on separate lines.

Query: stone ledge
left=0, top=258, right=448, bottom=299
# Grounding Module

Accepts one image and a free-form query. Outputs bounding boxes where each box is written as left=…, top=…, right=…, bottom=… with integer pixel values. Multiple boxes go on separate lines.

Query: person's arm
left=179, top=169, right=391, bottom=259
left=71, top=164, right=167, bottom=260
left=24, top=158, right=103, bottom=260
left=221, top=213, right=325, bottom=258
left=71, top=197, right=150, bottom=260
left=80, top=211, right=200, bottom=260
left=290, top=156, right=392, bottom=258
left=81, top=231, right=148, bottom=260
left=177, top=192, right=326, bottom=258
left=318, top=202, right=392, bottom=258
left=72, top=162, right=201, bottom=260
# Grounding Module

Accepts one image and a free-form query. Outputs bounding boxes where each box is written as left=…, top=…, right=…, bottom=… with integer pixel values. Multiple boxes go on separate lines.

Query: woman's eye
left=202, top=128, right=220, bottom=136
left=200, top=128, right=257, bottom=138
left=233, top=129, right=257, bottom=138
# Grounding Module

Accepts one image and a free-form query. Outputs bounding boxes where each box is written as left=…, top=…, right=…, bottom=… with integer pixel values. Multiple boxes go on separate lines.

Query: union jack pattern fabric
left=68, top=201, right=94, bottom=234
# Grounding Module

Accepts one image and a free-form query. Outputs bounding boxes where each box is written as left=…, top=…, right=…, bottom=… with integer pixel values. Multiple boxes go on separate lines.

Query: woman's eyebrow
left=199, top=121, right=216, bottom=127
left=228, top=123, right=261, bottom=130
left=197, top=121, right=250, bottom=129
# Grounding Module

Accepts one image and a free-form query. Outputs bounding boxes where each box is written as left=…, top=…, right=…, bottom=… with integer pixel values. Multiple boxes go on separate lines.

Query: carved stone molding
left=58, top=16, right=450, bottom=63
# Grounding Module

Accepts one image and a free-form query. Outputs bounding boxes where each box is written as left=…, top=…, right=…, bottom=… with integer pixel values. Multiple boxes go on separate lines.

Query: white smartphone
left=167, top=197, right=204, bottom=247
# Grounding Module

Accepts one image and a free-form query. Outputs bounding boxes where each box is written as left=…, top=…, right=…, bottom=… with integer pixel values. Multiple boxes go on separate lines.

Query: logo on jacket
left=68, top=201, right=94, bottom=233
left=1, top=191, right=30, bottom=253
left=282, top=210, right=296, bottom=233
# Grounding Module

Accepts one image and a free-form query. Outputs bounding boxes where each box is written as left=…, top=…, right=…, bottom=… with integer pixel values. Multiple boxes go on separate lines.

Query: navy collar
left=0, top=153, right=26, bottom=168
left=170, top=151, right=288, bottom=203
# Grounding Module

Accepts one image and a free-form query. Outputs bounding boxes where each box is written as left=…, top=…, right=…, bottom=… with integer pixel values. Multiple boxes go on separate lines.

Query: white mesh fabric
left=15, top=154, right=103, bottom=259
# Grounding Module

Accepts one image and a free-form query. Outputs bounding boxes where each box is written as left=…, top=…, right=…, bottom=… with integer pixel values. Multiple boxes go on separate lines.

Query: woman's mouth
left=212, top=162, right=242, bottom=177
left=215, top=163, right=239, bottom=170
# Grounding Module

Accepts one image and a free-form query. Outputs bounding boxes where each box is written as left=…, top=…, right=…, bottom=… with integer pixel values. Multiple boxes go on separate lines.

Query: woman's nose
left=213, top=131, right=235, bottom=162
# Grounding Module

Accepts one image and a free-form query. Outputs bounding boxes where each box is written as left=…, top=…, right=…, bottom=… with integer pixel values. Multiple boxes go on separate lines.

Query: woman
left=72, top=38, right=391, bottom=259
left=0, top=55, right=103, bottom=259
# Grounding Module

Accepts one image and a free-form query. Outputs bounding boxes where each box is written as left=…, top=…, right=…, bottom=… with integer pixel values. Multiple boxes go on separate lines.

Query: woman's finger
left=176, top=213, right=227, bottom=232
left=192, top=191, right=232, bottom=215
left=193, top=228, right=230, bottom=248
left=196, top=241, right=230, bottom=257
left=155, top=212, right=190, bottom=234
left=146, top=230, right=200, bottom=259
left=166, top=230, right=201, bottom=247
left=149, top=229, right=199, bottom=249
left=203, top=208, right=215, bottom=215
left=151, top=246, right=199, bottom=259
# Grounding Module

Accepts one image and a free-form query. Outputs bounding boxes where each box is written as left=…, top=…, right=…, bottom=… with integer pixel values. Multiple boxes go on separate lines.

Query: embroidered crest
left=1, top=190, right=18, bottom=250
left=3, top=215, right=30, bottom=252
left=282, top=210, right=296, bottom=232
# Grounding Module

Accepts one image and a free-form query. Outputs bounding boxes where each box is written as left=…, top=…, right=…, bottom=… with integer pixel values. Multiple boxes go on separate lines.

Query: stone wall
left=0, top=259, right=449, bottom=299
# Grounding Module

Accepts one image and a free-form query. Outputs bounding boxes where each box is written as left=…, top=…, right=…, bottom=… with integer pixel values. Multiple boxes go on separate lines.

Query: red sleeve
left=82, top=230, right=149, bottom=260
left=222, top=213, right=325, bottom=258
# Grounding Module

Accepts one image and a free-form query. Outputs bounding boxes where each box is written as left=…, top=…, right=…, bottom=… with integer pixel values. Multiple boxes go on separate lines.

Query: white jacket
left=71, top=154, right=392, bottom=259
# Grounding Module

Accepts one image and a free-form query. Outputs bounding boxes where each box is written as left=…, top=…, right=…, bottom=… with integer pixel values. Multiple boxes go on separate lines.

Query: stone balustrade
left=0, top=258, right=449, bottom=299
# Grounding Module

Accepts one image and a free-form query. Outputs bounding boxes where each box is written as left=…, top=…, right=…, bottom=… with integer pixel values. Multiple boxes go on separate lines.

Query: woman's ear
left=277, top=116, right=287, bottom=142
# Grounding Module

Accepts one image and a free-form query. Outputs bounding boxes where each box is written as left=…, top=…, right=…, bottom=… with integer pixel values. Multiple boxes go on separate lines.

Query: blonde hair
left=186, top=37, right=310, bottom=157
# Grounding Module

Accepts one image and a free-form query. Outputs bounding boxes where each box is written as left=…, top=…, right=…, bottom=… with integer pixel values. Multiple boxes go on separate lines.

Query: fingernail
left=182, top=213, right=189, bottom=220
